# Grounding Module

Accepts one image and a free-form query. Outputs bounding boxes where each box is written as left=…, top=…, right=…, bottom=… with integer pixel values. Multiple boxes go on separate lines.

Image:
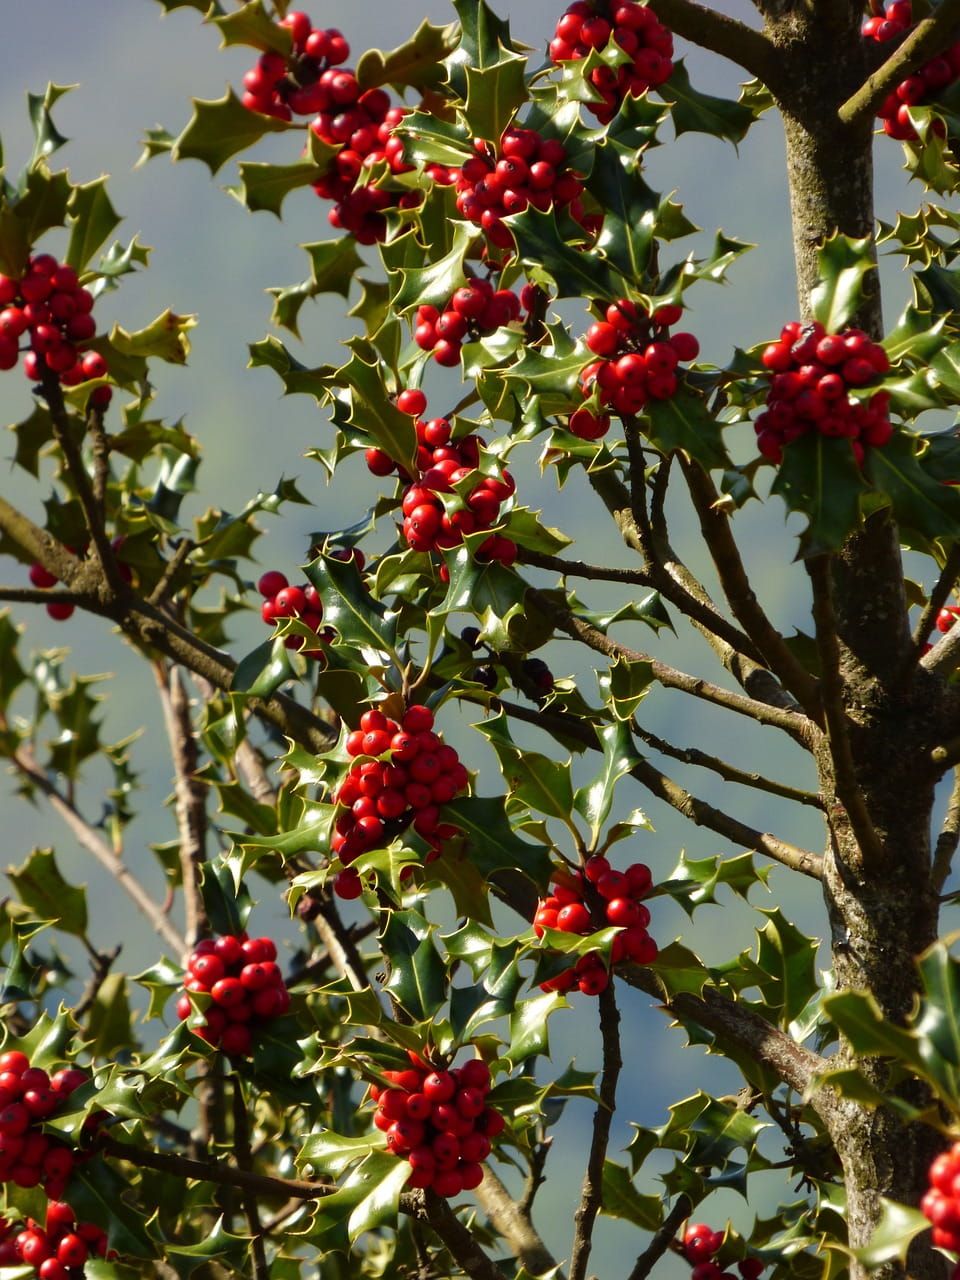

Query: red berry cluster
left=755, top=321, right=892, bottom=466
left=576, top=299, right=699, bottom=431
left=241, top=12, right=349, bottom=118
left=413, top=278, right=527, bottom=368
left=0, top=1202, right=113, bottom=1279
left=0, top=255, right=110, bottom=402
left=535, top=857, right=656, bottom=996
left=549, top=1, right=674, bottom=124
left=256, top=569, right=330, bottom=659
left=922, top=1142, right=960, bottom=1253
left=0, top=1052, right=90, bottom=1198
left=683, top=1223, right=764, bottom=1280
left=176, top=934, right=291, bottom=1058
left=369, top=1051, right=504, bottom=1197
left=938, top=606, right=960, bottom=633
left=455, top=129, right=587, bottom=249
left=864, top=1, right=960, bottom=141
left=331, top=704, right=468, bottom=899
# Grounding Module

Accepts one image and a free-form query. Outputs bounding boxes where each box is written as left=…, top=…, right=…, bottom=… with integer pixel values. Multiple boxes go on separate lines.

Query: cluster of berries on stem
left=864, top=1, right=960, bottom=141
left=575, top=299, right=699, bottom=436
left=0, top=1052, right=92, bottom=1198
left=413, top=278, right=532, bottom=368
left=0, top=1202, right=113, bottom=1278
left=0, top=255, right=110, bottom=402
left=682, top=1223, right=764, bottom=1280
left=369, top=1050, right=503, bottom=1197
left=455, top=128, right=589, bottom=249
left=922, top=1142, right=960, bottom=1253
left=535, top=857, right=656, bottom=995
left=332, top=704, right=468, bottom=899
left=756, top=321, right=892, bottom=465
left=256, top=569, right=331, bottom=659
left=176, top=933, right=291, bottom=1058
left=549, top=1, right=675, bottom=123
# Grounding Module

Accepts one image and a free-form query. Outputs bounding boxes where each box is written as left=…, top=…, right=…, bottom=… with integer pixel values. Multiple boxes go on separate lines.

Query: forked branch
left=839, top=0, right=960, bottom=124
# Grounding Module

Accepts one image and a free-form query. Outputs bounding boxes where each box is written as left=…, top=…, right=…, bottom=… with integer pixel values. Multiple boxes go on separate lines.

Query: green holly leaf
left=473, top=711, right=575, bottom=824
left=313, top=1152, right=410, bottom=1242
left=644, top=387, right=730, bottom=470
left=27, top=83, right=73, bottom=164
left=358, top=19, right=459, bottom=91
left=147, top=1215, right=252, bottom=1278
left=109, top=309, right=196, bottom=365
left=70, top=1161, right=155, bottom=1259
left=600, top=1160, right=662, bottom=1229
left=390, top=222, right=474, bottom=317
left=586, top=140, right=659, bottom=286
left=230, top=634, right=297, bottom=697
left=646, top=941, right=712, bottom=999
left=381, top=911, right=447, bottom=1021
left=463, top=51, right=529, bottom=143
left=771, top=433, right=867, bottom=556
left=507, top=204, right=622, bottom=301
left=853, top=1198, right=932, bottom=1267
left=7, top=848, right=88, bottom=938
left=915, top=940, right=960, bottom=1072
left=199, top=858, right=252, bottom=938
left=446, top=0, right=520, bottom=97
left=332, top=344, right=418, bottom=473
left=0, top=165, right=73, bottom=276
left=574, top=721, right=642, bottom=845
left=0, top=613, right=26, bottom=711
left=269, top=239, right=363, bottom=334
left=502, top=319, right=586, bottom=411
left=882, top=303, right=948, bottom=364
left=442, top=794, right=552, bottom=888
left=84, top=973, right=136, bottom=1058
left=66, top=178, right=121, bottom=272
left=602, top=655, right=654, bottom=720
left=305, top=553, right=398, bottom=653
left=663, top=851, right=770, bottom=916
left=755, top=908, right=819, bottom=1027
left=248, top=335, right=335, bottom=400
left=133, top=956, right=183, bottom=1022
left=810, top=234, right=876, bottom=332
left=236, top=157, right=327, bottom=217
left=660, top=60, right=758, bottom=144
left=213, top=0, right=292, bottom=53
left=300, top=1131, right=382, bottom=1176
left=0, top=1005, right=75, bottom=1069
left=438, top=538, right=529, bottom=619
left=153, top=0, right=221, bottom=12
left=505, top=989, right=567, bottom=1066
left=395, top=110, right=474, bottom=167
left=173, top=89, right=297, bottom=175
left=866, top=431, right=960, bottom=545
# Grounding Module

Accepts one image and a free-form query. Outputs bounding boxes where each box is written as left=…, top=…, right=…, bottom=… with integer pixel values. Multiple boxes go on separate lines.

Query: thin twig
left=839, top=0, right=960, bottom=124
left=6, top=738, right=186, bottom=955
left=933, top=767, right=960, bottom=894
left=408, top=1192, right=510, bottom=1280
left=231, top=1076, right=268, bottom=1279
left=519, top=1136, right=552, bottom=1217
left=569, top=983, right=622, bottom=1280
left=678, top=457, right=822, bottom=719
left=527, top=586, right=817, bottom=744
left=155, top=662, right=209, bottom=947
left=148, top=539, right=196, bottom=608
left=88, top=406, right=111, bottom=508
left=909, top=544, right=960, bottom=665
left=491, top=696, right=823, bottom=879
left=474, top=1166, right=562, bottom=1278
left=73, top=944, right=122, bottom=1020
left=633, top=722, right=824, bottom=809
left=99, top=1132, right=330, bottom=1200
left=0, top=587, right=89, bottom=605
left=625, top=1195, right=692, bottom=1280
left=806, top=558, right=885, bottom=867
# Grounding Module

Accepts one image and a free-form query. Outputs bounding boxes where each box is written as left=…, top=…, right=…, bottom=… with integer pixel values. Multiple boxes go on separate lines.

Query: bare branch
left=807, top=558, right=885, bottom=866
left=0, top=588, right=89, bottom=606
left=155, top=663, right=209, bottom=947
left=148, top=539, right=196, bottom=609
left=569, top=984, right=622, bottom=1280
left=909, top=544, right=960, bottom=665
left=933, top=767, right=960, bottom=894
left=921, top=612, right=960, bottom=678
left=645, top=0, right=781, bottom=86
left=475, top=1166, right=562, bottom=1278
left=632, top=722, right=825, bottom=809
left=232, top=1077, right=268, bottom=1280
left=7, top=738, right=187, bottom=955
left=678, top=457, right=822, bottom=718
left=73, top=944, right=122, bottom=1020
left=625, top=1195, right=691, bottom=1280
left=527, top=586, right=818, bottom=744
left=406, top=1192, right=510, bottom=1280
left=839, top=0, right=960, bottom=125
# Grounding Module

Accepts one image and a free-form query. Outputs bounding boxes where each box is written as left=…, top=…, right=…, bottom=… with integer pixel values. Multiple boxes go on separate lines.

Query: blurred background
left=0, top=1, right=944, bottom=1274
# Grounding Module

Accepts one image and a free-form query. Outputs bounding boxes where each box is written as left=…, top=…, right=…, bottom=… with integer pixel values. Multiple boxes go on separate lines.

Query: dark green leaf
left=574, top=721, right=642, bottom=844
left=810, top=234, right=876, bottom=332
left=66, top=178, right=121, bottom=272
left=230, top=635, right=297, bottom=696
left=27, top=83, right=73, bottom=164
left=600, top=1160, right=662, bottom=1229
left=507, top=204, right=622, bottom=300
left=213, top=0, right=292, bottom=53
left=587, top=141, right=659, bottom=286
left=7, top=847, right=87, bottom=938
left=236, top=157, right=327, bottom=217
left=771, top=433, right=867, bottom=556
left=173, top=89, right=296, bottom=175
left=644, top=387, right=730, bottom=469
left=446, top=0, right=519, bottom=96
left=867, top=430, right=960, bottom=544
left=854, top=1198, right=930, bottom=1267
left=442, top=794, right=552, bottom=888
left=463, top=52, right=529, bottom=143
left=70, top=1161, right=155, bottom=1258
left=358, top=19, right=459, bottom=91
left=473, top=711, right=575, bottom=824
left=505, top=989, right=567, bottom=1066
left=660, top=60, right=758, bottom=143
left=381, top=911, right=447, bottom=1021
left=305, top=553, right=398, bottom=653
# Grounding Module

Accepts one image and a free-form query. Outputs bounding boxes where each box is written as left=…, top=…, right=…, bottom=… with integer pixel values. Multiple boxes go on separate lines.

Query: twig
left=313, top=896, right=384, bottom=1004
left=839, top=0, right=960, bottom=124
left=73, top=944, right=122, bottom=1020
left=99, top=1132, right=330, bottom=1200
left=527, top=586, right=817, bottom=744
left=148, top=539, right=196, bottom=608
left=633, top=722, right=824, bottom=809
left=678, top=457, right=822, bottom=718
left=645, top=0, right=782, bottom=87
left=88, top=406, right=111, bottom=507
left=6, top=738, right=186, bottom=955
left=406, top=1191, right=510, bottom=1280
left=155, top=662, right=209, bottom=947
left=933, top=767, right=960, bottom=894
left=0, top=587, right=89, bottom=605
left=519, top=1136, right=552, bottom=1217
left=806, top=558, right=885, bottom=867
left=625, top=1195, right=692, bottom=1280
left=231, top=1077, right=268, bottom=1280
left=569, top=983, right=622, bottom=1280
left=474, top=1166, right=562, bottom=1278
left=491, top=696, right=823, bottom=879
left=909, top=545, right=960, bottom=666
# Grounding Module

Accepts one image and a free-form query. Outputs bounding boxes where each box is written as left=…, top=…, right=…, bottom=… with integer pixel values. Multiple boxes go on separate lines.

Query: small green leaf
left=7, top=848, right=87, bottom=938
left=509, top=204, right=623, bottom=301
left=109, top=309, right=196, bottom=365
left=173, top=89, right=296, bottom=175
left=213, top=0, right=292, bottom=53
left=473, top=711, right=575, bottom=824
left=381, top=912, right=447, bottom=1021
left=644, top=388, right=730, bottom=470
left=357, top=19, right=460, bottom=91
left=587, top=141, right=659, bottom=286
left=600, top=1160, right=662, bottom=1229
left=305, top=553, right=398, bottom=653
left=854, top=1198, right=930, bottom=1267
left=463, top=51, right=529, bottom=143
left=810, top=234, right=876, bottom=332
left=574, top=721, right=642, bottom=845
left=300, top=1130, right=381, bottom=1176
left=332, top=344, right=418, bottom=473
left=27, top=83, right=73, bottom=164
left=505, top=989, right=567, bottom=1066
left=771, top=433, right=867, bottom=556
left=230, top=635, right=297, bottom=697
left=446, top=0, right=520, bottom=96
left=660, top=60, right=758, bottom=144
left=866, top=431, right=960, bottom=545
left=66, top=178, right=121, bottom=272
left=390, top=221, right=474, bottom=316
left=442, top=794, right=552, bottom=888
left=70, top=1161, right=155, bottom=1258
left=236, top=157, right=326, bottom=217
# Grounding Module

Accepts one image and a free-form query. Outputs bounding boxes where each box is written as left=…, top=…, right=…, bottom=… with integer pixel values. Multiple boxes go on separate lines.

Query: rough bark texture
left=770, top=4, right=949, bottom=1275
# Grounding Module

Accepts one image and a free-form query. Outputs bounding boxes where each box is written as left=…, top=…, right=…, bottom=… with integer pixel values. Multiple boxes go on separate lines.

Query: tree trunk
left=772, top=8, right=949, bottom=1276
